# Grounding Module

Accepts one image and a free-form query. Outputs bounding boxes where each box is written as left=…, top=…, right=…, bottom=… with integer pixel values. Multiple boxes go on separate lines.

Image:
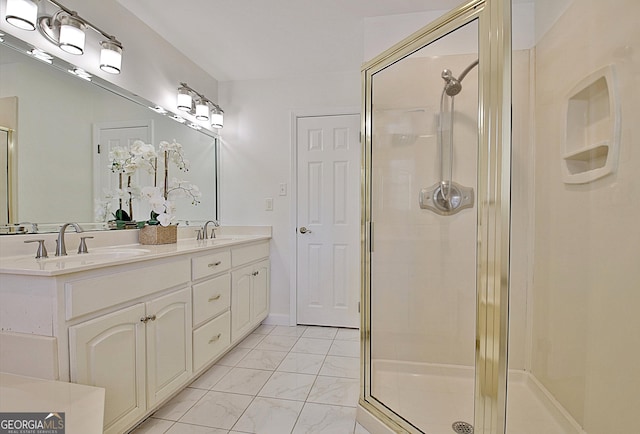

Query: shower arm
left=457, top=59, right=479, bottom=82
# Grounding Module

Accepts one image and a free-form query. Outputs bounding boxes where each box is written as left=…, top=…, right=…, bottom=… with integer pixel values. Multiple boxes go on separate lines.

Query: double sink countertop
left=0, top=226, right=271, bottom=277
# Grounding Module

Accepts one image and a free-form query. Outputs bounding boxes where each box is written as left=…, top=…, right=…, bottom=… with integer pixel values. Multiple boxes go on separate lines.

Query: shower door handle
left=299, top=226, right=312, bottom=234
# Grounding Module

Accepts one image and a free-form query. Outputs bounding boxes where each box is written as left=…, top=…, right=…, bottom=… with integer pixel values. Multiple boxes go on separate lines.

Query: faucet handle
left=24, top=239, right=48, bottom=259
left=195, top=228, right=204, bottom=240
left=78, top=236, right=94, bottom=254
left=210, top=228, right=217, bottom=239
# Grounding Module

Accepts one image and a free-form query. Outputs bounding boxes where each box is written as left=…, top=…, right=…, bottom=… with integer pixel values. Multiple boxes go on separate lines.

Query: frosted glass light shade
left=100, top=40, right=122, bottom=74
left=211, top=110, right=224, bottom=129
left=59, top=15, right=85, bottom=55
left=177, top=88, right=192, bottom=111
left=195, top=99, right=210, bottom=121
left=5, top=0, right=38, bottom=31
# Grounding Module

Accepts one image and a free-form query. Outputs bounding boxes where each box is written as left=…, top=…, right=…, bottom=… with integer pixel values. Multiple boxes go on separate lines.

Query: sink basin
left=9, top=248, right=151, bottom=267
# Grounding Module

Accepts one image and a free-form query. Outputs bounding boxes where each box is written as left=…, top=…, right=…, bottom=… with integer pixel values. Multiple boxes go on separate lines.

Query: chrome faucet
left=203, top=220, right=220, bottom=239
left=56, top=222, right=83, bottom=256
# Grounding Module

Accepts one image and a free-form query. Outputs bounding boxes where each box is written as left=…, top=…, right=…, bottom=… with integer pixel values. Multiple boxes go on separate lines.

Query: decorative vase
left=139, top=224, right=177, bottom=245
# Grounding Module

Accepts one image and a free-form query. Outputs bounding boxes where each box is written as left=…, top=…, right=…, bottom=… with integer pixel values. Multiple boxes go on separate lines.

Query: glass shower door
left=366, top=19, right=479, bottom=434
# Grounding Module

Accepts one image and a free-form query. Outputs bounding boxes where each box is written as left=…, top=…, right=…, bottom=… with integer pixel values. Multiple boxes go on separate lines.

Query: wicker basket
left=139, top=224, right=177, bottom=245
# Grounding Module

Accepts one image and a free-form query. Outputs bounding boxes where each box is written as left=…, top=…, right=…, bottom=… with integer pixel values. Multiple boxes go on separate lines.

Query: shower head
left=440, top=59, right=479, bottom=97
left=441, top=68, right=462, bottom=96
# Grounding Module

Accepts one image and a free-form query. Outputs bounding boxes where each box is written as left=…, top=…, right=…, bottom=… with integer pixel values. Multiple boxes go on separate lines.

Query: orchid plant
left=96, top=140, right=200, bottom=227
left=138, top=140, right=201, bottom=227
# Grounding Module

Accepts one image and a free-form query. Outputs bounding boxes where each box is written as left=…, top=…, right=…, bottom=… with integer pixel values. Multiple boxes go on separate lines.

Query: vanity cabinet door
left=69, top=303, right=147, bottom=434
left=252, top=259, right=270, bottom=325
left=145, top=287, right=192, bottom=407
left=231, top=264, right=253, bottom=342
left=231, top=260, right=271, bottom=343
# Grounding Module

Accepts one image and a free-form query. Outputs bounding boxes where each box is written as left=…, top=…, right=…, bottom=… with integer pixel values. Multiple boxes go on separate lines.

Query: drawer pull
left=208, top=333, right=222, bottom=344
left=208, top=261, right=223, bottom=268
left=208, top=294, right=222, bottom=302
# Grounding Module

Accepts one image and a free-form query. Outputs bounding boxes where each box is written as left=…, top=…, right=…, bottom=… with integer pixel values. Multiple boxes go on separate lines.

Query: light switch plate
left=279, top=183, right=287, bottom=196
left=265, top=198, right=273, bottom=211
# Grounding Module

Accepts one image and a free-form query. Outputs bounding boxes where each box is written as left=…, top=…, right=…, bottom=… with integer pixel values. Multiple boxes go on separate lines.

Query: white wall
left=218, top=71, right=360, bottom=323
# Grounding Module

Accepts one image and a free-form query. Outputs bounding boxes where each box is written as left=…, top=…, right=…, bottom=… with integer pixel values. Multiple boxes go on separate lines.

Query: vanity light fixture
left=210, top=105, right=224, bottom=129
left=56, top=12, right=85, bottom=54
left=177, top=85, right=192, bottom=111
left=5, top=0, right=39, bottom=31
left=99, top=38, right=122, bottom=74
left=195, top=98, right=209, bottom=121
left=176, top=82, right=224, bottom=128
left=3, top=0, right=125, bottom=74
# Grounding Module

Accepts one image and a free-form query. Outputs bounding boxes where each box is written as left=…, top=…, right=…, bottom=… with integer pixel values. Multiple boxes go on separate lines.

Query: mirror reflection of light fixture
left=4, top=0, right=124, bottom=74
left=5, top=0, right=39, bottom=31
left=177, top=82, right=224, bottom=129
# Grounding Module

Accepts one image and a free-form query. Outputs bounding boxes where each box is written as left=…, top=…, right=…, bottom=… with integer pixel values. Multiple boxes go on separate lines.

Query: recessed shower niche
left=563, top=65, right=620, bottom=184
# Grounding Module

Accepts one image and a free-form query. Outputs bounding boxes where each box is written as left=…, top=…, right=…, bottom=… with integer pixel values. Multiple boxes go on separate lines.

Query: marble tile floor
left=130, top=325, right=371, bottom=434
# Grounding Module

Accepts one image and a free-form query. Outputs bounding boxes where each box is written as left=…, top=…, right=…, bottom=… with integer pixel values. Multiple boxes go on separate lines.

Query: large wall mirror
left=0, top=33, right=218, bottom=233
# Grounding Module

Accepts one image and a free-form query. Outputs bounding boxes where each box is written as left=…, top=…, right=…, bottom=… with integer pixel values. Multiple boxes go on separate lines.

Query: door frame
left=92, top=119, right=154, bottom=219
left=288, top=107, right=360, bottom=326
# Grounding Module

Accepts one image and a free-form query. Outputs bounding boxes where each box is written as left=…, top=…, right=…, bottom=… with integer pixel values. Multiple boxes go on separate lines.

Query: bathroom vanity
left=0, top=229, right=270, bottom=434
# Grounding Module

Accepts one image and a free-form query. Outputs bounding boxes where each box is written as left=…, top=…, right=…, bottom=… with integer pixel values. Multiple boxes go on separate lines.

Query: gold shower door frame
left=360, top=0, right=512, bottom=433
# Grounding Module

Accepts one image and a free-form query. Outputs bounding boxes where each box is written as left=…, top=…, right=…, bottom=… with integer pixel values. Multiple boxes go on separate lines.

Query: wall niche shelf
left=562, top=64, right=620, bottom=184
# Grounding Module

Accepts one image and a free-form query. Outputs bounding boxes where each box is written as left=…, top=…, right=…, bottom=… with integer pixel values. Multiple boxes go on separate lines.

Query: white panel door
left=93, top=121, right=153, bottom=221
left=297, top=114, right=360, bottom=327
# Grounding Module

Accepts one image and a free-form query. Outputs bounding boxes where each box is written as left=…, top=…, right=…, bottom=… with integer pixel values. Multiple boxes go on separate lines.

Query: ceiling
left=117, top=0, right=467, bottom=82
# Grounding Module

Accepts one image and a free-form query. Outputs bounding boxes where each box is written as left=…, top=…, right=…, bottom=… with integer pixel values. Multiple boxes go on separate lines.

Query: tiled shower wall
left=531, top=0, right=640, bottom=432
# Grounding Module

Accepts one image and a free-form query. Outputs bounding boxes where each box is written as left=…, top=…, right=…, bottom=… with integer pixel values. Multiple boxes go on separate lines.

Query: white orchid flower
left=157, top=212, right=173, bottom=226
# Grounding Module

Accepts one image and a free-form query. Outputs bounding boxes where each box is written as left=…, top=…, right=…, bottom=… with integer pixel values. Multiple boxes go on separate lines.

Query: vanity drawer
left=192, top=274, right=230, bottom=326
left=191, top=250, right=231, bottom=281
left=193, top=311, right=230, bottom=372
left=65, top=260, right=190, bottom=320
left=231, top=241, right=269, bottom=267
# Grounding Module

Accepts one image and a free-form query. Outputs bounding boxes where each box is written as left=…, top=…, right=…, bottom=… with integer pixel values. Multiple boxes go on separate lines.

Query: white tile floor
left=130, top=325, right=370, bottom=434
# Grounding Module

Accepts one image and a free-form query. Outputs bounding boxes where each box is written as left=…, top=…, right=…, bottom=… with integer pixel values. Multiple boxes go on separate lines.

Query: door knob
left=299, top=226, right=312, bottom=234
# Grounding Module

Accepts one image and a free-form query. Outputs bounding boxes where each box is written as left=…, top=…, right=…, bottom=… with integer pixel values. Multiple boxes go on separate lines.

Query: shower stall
left=359, top=0, right=640, bottom=433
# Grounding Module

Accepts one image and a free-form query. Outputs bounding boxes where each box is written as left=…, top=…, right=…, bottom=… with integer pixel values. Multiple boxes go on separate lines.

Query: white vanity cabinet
left=67, top=262, right=192, bottom=434
left=0, top=235, right=271, bottom=434
left=231, top=242, right=270, bottom=342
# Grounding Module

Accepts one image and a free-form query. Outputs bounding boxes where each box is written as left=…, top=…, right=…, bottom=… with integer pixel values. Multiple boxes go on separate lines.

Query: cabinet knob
left=148, top=314, right=156, bottom=322
left=252, top=271, right=259, bottom=276
left=208, top=261, right=222, bottom=268
left=208, top=294, right=221, bottom=302
left=208, top=333, right=222, bottom=344
left=140, top=316, right=149, bottom=323
left=140, top=314, right=156, bottom=323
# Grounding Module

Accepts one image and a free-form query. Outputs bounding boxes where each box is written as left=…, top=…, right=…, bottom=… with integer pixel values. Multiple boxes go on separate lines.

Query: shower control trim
left=420, top=181, right=474, bottom=216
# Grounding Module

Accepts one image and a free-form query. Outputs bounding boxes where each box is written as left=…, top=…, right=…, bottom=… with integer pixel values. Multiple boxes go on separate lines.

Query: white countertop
left=0, top=234, right=270, bottom=277
left=0, top=372, right=105, bottom=434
